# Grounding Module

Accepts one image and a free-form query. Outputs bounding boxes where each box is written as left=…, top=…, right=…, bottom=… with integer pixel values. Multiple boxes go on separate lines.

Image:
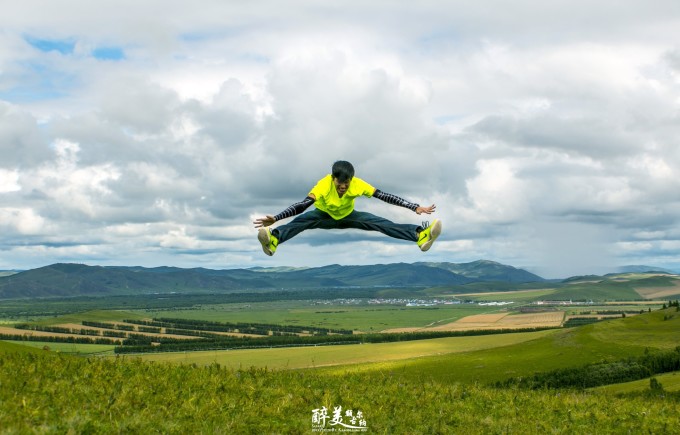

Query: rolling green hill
left=317, top=307, right=680, bottom=384
left=593, top=371, right=680, bottom=394
left=435, top=272, right=680, bottom=302
left=0, top=263, right=249, bottom=298
left=550, top=280, right=643, bottom=301
left=3, top=261, right=676, bottom=302
left=0, top=260, right=542, bottom=299
left=4, top=307, right=678, bottom=433
left=0, top=271, right=19, bottom=278
left=418, top=259, right=544, bottom=282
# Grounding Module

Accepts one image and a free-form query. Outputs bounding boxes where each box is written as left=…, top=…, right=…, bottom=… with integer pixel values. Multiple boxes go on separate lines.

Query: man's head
left=331, top=160, right=354, bottom=197
left=332, top=160, right=354, bottom=183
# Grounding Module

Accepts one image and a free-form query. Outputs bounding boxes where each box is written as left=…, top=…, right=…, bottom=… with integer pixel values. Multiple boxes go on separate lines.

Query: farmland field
left=0, top=296, right=666, bottom=361
left=32, top=310, right=147, bottom=326
left=134, top=307, right=680, bottom=386
left=3, top=309, right=680, bottom=433
left=136, top=330, right=554, bottom=369
left=450, top=288, right=558, bottom=302
left=131, top=301, right=493, bottom=332
left=318, top=308, right=680, bottom=384
left=2, top=288, right=680, bottom=434
left=635, top=280, right=680, bottom=299
left=384, top=311, right=565, bottom=332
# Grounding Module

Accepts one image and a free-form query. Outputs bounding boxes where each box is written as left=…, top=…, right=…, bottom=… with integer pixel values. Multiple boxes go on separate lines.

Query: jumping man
left=253, top=160, right=442, bottom=256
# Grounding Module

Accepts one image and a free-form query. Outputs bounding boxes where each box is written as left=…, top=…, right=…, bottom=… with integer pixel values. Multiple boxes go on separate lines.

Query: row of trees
left=499, top=346, right=680, bottom=389
left=0, top=333, right=118, bottom=345
left=14, top=324, right=123, bottom=337
left=662, top=300, right=680, bottom=309
left=15, top=324, right=77, bottom=334
left=14, top=322, right=164, bottom=341
left=114, top=326, right=556, bottom=354
left=125, top=317, right=354, bottom=336
left=562, top=317, right=601, bottom=328
left=82, top=321, right=135, bottom=331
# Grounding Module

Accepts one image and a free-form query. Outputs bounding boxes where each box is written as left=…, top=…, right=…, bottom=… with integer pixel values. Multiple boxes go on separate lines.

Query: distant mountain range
left=0, top=260, right=544, bottom=299
left=617, top=265, right=678, bottom=274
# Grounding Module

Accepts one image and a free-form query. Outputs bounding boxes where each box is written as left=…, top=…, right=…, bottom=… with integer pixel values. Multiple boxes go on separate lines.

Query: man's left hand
left=416, top=204, right=436, bottom=215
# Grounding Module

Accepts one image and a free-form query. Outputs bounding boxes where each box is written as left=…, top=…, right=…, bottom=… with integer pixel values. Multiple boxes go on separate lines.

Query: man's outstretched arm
left=373, top=189, right=436, bottom=215
left=253, top=195, right=316, bottom=228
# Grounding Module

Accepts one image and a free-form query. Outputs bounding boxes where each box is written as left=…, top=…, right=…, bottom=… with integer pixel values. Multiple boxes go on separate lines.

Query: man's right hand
left=253, top=215, right=276, bottom=228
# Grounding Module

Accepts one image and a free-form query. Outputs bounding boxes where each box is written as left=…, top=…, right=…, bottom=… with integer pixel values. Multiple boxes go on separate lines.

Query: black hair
left=332, top=161, right=355, bottom=183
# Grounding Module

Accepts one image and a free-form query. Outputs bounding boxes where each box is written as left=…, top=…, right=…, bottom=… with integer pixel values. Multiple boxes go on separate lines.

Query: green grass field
left=2, top=337, right=678, bottom=433
left=133, top=308, right=680, bottom=387
left=326, top=308, right=680, bottom=384
left=588, top=308, right=680, bottom=349
left=318, top=324, right=647, bottom=384
left=450, top=288, right=558, bottom=303
left=3, top=300, right=495, bottom=332
left=2, top=303, right=680, bottom=433
left=0, top=340, right=41, bottom=353
left=32, top=309, right=146, bottom=326
left=135, top=301, right=492, bottom=332
left=136, top=330, right=553, bottom=370
left=4, top=341, right=115, bottom=355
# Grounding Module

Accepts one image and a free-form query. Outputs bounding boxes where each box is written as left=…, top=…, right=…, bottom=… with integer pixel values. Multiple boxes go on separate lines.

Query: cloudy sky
left=1, top=1, right=679, bottom=278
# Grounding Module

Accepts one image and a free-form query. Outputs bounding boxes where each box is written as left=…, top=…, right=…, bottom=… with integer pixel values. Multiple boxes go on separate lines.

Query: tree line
left=82, top=321, right=135, bottom=331
left=114, top=327, right=556, bottom=354
left=498, top=346, right=680, bottom=389
left=0, top=333, right=118, bottom=345
left=125, top=317, right=354, bottom=336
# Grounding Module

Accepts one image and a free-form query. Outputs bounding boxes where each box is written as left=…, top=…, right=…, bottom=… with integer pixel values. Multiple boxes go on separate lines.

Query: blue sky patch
left=0, top=60, right=76, bottom=102
left=92, top=46, right=125, bottom=61
left=26, top=36, right=76, bottom=55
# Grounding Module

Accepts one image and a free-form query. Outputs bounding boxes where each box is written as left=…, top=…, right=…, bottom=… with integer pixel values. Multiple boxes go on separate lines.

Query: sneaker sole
left=258, top=228, right=274, bottom=256
left=419, top=219, right=442, bottom=252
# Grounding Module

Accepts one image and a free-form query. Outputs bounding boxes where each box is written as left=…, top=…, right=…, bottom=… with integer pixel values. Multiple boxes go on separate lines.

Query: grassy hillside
left=1, top=349, right=678, bottom=433
left=419, top=259, right=544, bottom=282
left=0, top=263, right=249, bottom=298
left=130, top=308, right=680, bottom=387
left=319, top=307, right=680, bottom=384
left=4, top=341, right=115, bottom=355
left=587, top=307, right=680, bottom=348
left=552, top=280, right=643, bottom=300
left=2, top=308, right=679, bottom=432
left=141, top=302, right=490, bottom=332
left=433, top=273, right=679, bottom=302
left=593, top=371, right=680, bottom=394
left=138, top=330, right=553, bottom=369
left=0, top=340, right=42, bottom=354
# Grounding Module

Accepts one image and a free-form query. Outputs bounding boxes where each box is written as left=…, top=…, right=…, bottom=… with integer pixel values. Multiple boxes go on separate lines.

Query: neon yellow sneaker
left=417, top=219, right=442, bottom=252
left=258, top=227, right=278, bottom=256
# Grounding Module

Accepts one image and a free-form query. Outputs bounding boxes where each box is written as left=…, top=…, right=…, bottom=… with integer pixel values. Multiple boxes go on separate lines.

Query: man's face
left=332, top=177, right=351, bottom=197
